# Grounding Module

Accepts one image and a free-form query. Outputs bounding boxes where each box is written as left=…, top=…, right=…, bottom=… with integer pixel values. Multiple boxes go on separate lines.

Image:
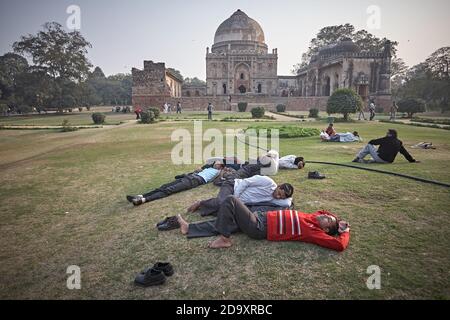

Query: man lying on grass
left=177, top=196, right=350, bottom=252
left=126, top=161, right=225, bottom=206
left=187, top=175, right=294, bottom=217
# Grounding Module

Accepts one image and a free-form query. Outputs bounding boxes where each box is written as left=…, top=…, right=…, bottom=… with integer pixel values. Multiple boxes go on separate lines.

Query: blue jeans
left=356, top=144, right=387, bottom=163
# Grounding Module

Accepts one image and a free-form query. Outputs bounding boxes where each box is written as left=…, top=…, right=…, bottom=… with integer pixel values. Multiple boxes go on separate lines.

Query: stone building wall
left=132, top=60, right=183, bottom=109
left=206, top=51, right=278, bottom=96
left=132, top=61, right=169, bottom=97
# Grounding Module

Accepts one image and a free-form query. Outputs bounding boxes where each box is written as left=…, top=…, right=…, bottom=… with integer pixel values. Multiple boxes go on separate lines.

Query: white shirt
left=279, top=155, right=299, bottom=169
left=233, top=175, right=292, bottom=207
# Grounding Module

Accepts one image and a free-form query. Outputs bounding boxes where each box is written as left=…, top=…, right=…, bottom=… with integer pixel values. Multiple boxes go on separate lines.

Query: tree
left=391, top=57, right=409, bottom=96
left=91, top=67, right=106, bottom=80
left=391, top=57, right=408, bottom=79
left=424, top=47, right=450, bottom=80
left=86, top=71, right=132, bottom=106
left=0, top=53, right=29, bottom=101
left=13, top=22, right=92, bottom=82
left=396, top=48, right=450, bottom=113
left=251, top=107, right=265, bottom=119
left=397, top=98, right=426, bottom=118
left=184, top=77, right=206, bottom=86
left=292, top=24, right=398, bottom=74
left=167, top=68, right=183, bottom=81
left=327, top=88, right=362, bottom=121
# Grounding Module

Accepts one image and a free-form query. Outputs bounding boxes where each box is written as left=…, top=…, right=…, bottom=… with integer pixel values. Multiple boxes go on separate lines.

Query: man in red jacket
left=176, top=195, right=350, bottom=252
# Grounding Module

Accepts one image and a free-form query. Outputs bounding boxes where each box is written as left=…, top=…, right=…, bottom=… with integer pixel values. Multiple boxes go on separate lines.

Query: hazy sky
left=1, top=0, right=449, bottom=79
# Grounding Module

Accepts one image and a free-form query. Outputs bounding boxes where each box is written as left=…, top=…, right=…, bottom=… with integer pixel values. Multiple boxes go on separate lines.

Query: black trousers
left=198, top=178, right=235, bottom=216
left=142, top=174, right=205, bottom=202
left=198, top=162, right=264, bottom=216
left=187, top=196, right=267, bottom=239
left=237, top=163, right=263, bottom=178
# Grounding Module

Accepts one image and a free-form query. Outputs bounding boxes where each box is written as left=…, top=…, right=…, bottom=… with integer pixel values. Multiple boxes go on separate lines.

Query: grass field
left=0, top=111, right=449, bottom=299
left=0, top=111, right=136, bottom=126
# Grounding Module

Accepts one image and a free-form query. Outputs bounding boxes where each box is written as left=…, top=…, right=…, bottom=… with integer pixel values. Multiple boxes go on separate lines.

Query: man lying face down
left=177, top=196, right=350, bottom=252
left=187, top=175, right=294, bottom=217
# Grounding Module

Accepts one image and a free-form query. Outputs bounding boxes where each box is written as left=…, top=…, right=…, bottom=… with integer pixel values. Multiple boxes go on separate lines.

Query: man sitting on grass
left=177, top=196, right=350, bottom=252
left=126, top=161, right=225, bottom=206
left=352, top=129, right=419, bottom=164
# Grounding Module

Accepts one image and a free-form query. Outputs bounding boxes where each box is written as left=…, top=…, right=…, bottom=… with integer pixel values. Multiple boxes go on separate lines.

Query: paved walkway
left=265, top=111, right=311, bottom=122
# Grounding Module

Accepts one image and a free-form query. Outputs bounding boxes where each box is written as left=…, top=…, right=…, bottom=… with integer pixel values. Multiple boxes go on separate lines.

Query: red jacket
left=266, top=210, right=350, bottom=252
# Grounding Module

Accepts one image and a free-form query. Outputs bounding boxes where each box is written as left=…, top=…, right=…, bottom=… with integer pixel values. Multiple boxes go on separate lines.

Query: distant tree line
left=393, top=47, right=449, bottom=114
left=0, top=22, right=131, bottom=115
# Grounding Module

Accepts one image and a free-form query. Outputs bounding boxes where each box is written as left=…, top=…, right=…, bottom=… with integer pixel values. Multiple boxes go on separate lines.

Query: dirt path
left=265, top=111, right=302, bottom=122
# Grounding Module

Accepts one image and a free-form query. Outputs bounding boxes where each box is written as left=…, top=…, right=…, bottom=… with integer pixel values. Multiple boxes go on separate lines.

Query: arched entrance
left=234, top=63, right=251, bottom=94
left=323, top=76, right=331, bottom=96
left=310, top=76, right=316, bottom=96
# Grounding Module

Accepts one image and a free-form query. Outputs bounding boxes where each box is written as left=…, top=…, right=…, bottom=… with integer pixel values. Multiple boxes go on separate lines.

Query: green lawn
left=0, top=117, right=449, bottom=299
left=0, top=111, right=136, bottom=126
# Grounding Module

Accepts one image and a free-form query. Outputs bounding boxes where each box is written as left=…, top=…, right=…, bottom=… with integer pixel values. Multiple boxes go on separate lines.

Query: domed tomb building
left=132, top=10, right=392, bottom=111
left=205, top=9, right=279, bottom=96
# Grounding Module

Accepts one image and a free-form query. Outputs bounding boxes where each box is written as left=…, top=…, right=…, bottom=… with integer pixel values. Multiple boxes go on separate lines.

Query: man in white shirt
left=188, top=175, right=294, bottom=217
left=278, top=155, right=305, bottom=169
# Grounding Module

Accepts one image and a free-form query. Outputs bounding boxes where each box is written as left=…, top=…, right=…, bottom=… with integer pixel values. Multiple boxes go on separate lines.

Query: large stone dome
left=214, top=10, right=265, bottom=44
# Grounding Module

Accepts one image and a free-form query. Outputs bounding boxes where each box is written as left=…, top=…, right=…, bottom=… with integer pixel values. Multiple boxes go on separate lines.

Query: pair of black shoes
left=156, top=216, right=180, bottom=231
left=134, top=263, right=174, bottom=287
left=308, top=171, right=326, bottom=179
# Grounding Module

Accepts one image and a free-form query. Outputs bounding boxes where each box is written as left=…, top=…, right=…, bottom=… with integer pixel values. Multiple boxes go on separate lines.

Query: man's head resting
left=316, top=214, right=340, bottom=236
left=212, top=161, right=225, bottom=170
left=294, top=157, right=306, bottom=169
left=273, top=183, right=294, bottom=199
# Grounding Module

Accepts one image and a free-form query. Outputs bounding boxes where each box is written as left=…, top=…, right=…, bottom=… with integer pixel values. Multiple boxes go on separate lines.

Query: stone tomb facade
left=132, top=61, right=182, bottom=109
left=132, top=9, right=392, bottom=111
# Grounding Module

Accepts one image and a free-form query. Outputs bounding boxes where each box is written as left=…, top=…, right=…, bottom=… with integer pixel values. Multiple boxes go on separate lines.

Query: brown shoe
left=187, top=201, right=201, bottom=213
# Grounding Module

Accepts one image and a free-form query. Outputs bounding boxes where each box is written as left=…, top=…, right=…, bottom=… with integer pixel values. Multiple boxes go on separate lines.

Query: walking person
left=358, top=100, right=367, bottom=120
left=390, top=101, right=399, bottom=121
left=135, top=107, right=142, bottom=120
left=207, top=102, right=214, bottom=121
left=369, top=100, right=376, bottom=121
left=176, top=101, right=182, bottom=114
